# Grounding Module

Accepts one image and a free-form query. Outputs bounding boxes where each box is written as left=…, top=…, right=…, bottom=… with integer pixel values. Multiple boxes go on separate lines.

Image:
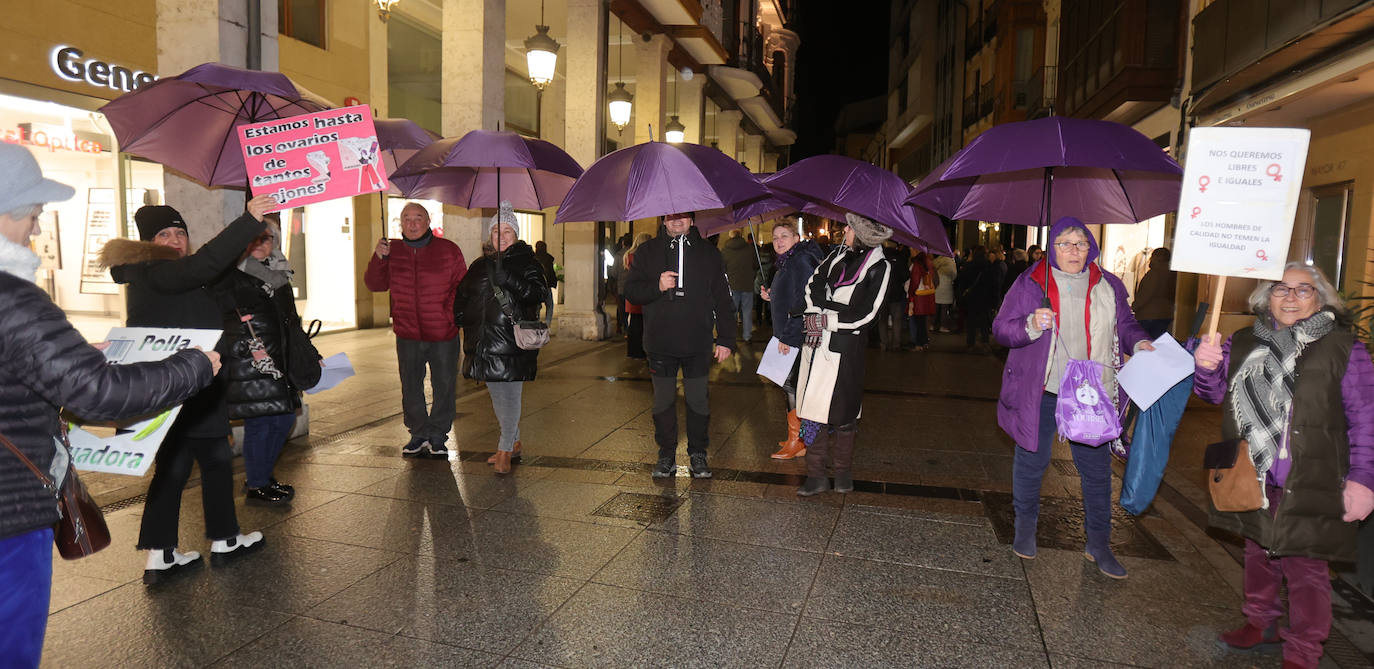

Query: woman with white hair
left=454, top=201, right=547, bottom=474
left=794, top=213, right=893, bottom=496
left=1195, top=262, right=1374, bottom=669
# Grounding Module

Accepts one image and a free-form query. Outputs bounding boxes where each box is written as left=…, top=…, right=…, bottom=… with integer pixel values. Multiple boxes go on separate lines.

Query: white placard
left=1170, top=127, right=1311, bottom=281
left=67, top=327, right=222, bottom=476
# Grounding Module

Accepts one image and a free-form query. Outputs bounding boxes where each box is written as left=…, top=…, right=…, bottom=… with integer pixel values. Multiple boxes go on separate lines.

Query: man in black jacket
left=101, top=195, right=275, bottom=583
left=622, top=212, right=735, bottom=478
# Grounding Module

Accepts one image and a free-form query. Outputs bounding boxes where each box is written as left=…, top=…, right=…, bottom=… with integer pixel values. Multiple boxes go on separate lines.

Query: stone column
left=742, top=133, right=764, bottom=173
left=556, top=0, right=609, bottom=339
left=715, top=109, right=741, bottom=158
left=441, top=0, right=505, bottom=263
left=357, top=6, right=391, bottom=329
left=633, top=35, right=669, bottom=143
left=676, top=73, right=705, bottom=143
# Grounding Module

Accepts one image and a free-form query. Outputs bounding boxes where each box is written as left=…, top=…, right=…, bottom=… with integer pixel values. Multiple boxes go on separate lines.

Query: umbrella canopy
left=390, top=129, right=583, bottom=210
left=764, top=155, right=950, bottom=254
left=694, top=188, right=826, bottom=237
left=906, top=117, right=1183, bottom=226
left=375, top=118, right=439, bottom=196
left=98, top=63, right=332, bottom=187
left=554, top=142, right=768, bottom=223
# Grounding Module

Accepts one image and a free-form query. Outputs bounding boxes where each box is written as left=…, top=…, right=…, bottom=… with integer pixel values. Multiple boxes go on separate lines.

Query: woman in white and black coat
left=795, top=213, right=893, bottom=496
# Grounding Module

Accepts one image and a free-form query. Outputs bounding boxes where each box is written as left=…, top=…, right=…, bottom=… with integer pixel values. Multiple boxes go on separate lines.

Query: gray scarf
left=237, top=221, right=292, bottom=293
left=1232, top=309, right=1337, bottom=485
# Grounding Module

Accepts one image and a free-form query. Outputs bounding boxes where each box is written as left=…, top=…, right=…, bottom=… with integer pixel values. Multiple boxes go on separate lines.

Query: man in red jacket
left=364, top=203, right=467, bottom=458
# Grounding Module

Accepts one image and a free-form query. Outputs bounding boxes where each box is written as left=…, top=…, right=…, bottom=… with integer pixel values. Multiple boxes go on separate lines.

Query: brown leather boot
left=487, top=440, right=522, bottom=464
left=493, top=449, right=513, bottom=475
left=771, top=411, right=806, bottom=459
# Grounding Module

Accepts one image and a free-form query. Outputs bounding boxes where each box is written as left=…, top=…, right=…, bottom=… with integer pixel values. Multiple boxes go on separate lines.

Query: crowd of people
left=3, top=136, right=1373, bottom=669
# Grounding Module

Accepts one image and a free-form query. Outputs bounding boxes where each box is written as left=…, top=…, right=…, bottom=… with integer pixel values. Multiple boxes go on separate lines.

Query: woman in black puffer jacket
left=216, top=217, right=311, bottom=505
left=454, top=202, right=546, bottom=474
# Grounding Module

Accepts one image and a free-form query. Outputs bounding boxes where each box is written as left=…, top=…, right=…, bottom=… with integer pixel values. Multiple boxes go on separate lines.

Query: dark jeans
left=138, top=432, right=240, bottom=549
left=243, top=412, right=297, bottom=489
left=908, top=315, right=929, bottom=347
left=935, top=303, right=955, bottom=331
left=1012, top=392, right=1113, bottom=548
left=1138, top=318, right=1171, bottom=341
left=397, top=335, right=460, bottom=445
left=648, top=352, right=712, bottom=458
left=965, top=307, right=992, bottom=346
left=626, top=312, right=645, bottom=358
left=0, top=527, right=51, bottom=669
left=877, top=302, right=905, bottom=350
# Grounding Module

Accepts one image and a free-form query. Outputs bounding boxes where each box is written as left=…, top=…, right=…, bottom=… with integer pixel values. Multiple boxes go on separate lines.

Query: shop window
left=280, top=0, right=326, bottom=49
left=1306, top=182, right=1353, bottom=287
left=387, top=15, right=441, bottom=135
left=504, top=69, right=541, bottom=137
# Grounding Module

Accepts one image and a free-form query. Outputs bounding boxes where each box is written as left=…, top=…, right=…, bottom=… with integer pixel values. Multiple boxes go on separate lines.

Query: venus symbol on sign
left=1198, top=176, right=1209, bottom=193
left=1266, top=164, right=1282, bottom=182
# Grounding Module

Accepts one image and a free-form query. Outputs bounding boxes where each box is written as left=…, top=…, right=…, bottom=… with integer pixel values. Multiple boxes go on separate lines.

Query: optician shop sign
left=50, top=45, right=158, bottom=93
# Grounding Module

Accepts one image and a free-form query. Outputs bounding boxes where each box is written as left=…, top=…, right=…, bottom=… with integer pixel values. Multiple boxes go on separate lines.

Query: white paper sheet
left=756, top=336, right=800, bottom=387
left=306, top=352, right=355, bottom=394
left=1117, top=333, right=1195, bottom=411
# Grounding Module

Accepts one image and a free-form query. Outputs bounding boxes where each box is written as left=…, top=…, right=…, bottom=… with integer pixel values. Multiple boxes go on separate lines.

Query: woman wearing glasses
left=1193, top=263, right=1374, bottom=669
left=993, top=217, right=1153, bottom=579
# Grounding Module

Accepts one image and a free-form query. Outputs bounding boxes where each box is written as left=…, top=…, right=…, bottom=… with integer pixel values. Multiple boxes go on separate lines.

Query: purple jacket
left=1193, top=335, right=1374, bottom=491
left=993, top=217, right=1149, bottom=450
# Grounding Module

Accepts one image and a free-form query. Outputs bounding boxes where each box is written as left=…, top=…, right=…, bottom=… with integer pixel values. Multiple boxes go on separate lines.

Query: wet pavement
left=44, top=325, right=1374, bottom=668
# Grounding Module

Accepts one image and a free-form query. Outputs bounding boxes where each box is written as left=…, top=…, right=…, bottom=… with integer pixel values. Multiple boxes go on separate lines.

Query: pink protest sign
left=238, top=104, right=386, bottom=212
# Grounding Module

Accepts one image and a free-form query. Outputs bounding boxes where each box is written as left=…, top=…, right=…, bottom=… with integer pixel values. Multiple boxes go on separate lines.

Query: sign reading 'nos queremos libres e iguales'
left=238, top=105, right=387, bottom=213
left=66, top=328, right=222, bottom=476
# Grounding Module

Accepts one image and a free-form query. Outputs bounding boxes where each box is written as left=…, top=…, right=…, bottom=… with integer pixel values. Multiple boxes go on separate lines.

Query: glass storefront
left=278, top=198, right=358, bottom=332
left=1099, top=214, right=1168, bottom=301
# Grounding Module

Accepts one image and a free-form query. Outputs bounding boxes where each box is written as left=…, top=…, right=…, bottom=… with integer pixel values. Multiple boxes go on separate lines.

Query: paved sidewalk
left=42, top=327, right=1373, bottom=668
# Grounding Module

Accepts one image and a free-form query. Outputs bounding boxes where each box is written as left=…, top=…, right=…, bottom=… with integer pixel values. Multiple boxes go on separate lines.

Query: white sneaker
left=209, top=531, right=265, bottom=565
left=143, top=548, right=202, bottom=585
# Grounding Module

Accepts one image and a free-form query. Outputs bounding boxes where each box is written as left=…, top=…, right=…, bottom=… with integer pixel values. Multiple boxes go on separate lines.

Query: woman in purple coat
left=1194, top=263, right=1374, bottom=669
left=993, top=217, right=1153, bottom=579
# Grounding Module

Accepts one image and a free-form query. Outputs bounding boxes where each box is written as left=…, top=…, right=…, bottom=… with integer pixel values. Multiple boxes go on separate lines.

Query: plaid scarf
left=1232, top=309, right=1336, bottom=483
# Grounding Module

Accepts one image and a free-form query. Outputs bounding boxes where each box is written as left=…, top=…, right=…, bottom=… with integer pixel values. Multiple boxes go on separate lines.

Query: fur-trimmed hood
left=99, top=237, right=181, bottom=269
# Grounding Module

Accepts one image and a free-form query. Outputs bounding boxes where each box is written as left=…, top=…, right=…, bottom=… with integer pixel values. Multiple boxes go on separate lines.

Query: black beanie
left=134, top=205, right=188, bottom=242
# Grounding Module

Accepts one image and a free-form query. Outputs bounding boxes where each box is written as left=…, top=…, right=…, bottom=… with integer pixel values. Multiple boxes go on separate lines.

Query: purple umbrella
left=390, top=130, right=582, bottom=210
left=375, top=118, right=439, bottom=196
left=763, top=155, right=950, bottom=254
left=554, top=142, right=768, bottom=223
left=98, top=63, right=332, bottom=187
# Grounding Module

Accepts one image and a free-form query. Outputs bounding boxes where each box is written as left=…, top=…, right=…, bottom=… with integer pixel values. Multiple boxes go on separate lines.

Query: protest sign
left=1171, top=127, right=1310, bottom=281
left=238, top=104, right=387, bottom=212
left=67, top=327, right=222, bottom=476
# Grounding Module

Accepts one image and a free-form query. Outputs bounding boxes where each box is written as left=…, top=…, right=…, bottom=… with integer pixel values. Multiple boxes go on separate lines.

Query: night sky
left=790, top=0, right=890, bottom=160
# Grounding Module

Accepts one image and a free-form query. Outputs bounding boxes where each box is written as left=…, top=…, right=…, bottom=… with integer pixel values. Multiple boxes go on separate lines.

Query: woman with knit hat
left=794, top=213, right=893, bottom=496
left=100, top=193, right=277, bottom=583
left=453, top=201, right=547, bottom=474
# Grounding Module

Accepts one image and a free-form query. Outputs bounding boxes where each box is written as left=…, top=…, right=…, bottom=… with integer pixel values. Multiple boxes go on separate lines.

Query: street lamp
left=524, top=0, right=559, bottom=91
left=608, top=20, right=632, bottom=134
left=375, top=0, right=401, bottom=22
left=664, top=115, right=685, bottom=143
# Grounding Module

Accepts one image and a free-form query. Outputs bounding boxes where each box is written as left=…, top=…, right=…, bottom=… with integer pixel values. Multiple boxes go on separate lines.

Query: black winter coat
left=0, top=271, right=211, bottom=540
left=767, top=240, right=824, bottom=348
left=622, top=225, right=736, bottom=357
left=214, top=268, right=305, bottom=419
left=454, top=241, right=546, bottom=382
left=101, top=213, right=266, bottom=437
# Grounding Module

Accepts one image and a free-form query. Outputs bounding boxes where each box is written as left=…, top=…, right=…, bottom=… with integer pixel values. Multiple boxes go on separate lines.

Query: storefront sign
left=1171, top=127, right=1310, bottom=281
left=1, top=123, right=103, bottom=154
left=79, top=189, right=120, bottom=295
left=50, top=45, right=157, bottom=93
left=67, top=328, right=222, bottom=476
left=238, top=105, right=387, bottom=212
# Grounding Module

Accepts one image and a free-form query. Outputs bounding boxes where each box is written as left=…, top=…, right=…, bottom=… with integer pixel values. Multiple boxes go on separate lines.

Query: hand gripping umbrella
left=904, top=116, right=1183, bottom=303
left=98, top=63, right=332, bottom=187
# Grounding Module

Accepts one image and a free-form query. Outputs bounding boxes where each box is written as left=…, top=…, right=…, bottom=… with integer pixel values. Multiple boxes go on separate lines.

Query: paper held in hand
left=1117, top=334, right=1195, bottom=411
left=66, top=328, right=223, bottom=477
left=756, top=337, right=800, bottom=387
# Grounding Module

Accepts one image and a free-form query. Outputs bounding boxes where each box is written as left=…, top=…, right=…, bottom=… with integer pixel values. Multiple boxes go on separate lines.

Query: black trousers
left=396, top=336, right=460, bottom=444
left=648, top=352, right=712, bottom=458
left=137, top=431, right=240, bottom=550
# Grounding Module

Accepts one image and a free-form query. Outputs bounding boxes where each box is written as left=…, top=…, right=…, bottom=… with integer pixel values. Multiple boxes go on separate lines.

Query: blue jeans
left=1012, top=392, right=1113, bottom=548
left=731, top=290, right=754, bottom=341
left=0, top=527, right=53, bottom=669
left=243, top=413, right=297, bottom=489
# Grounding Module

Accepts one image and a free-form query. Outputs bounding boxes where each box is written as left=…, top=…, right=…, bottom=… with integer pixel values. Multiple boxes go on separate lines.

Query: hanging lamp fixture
left=375, top=0, right=402, bottom=22
left=608, top=20, right=634, bottom=134
left=525, top=0, right=560, bottom=91
left=664, top=70, right=685, bottom=143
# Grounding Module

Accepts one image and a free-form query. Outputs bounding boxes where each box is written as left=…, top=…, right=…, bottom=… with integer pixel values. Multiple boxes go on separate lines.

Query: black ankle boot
left=246, top=486, right=289, bottom=506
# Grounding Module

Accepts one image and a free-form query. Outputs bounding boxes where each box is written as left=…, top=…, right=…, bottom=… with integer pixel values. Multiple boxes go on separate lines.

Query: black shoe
left=423, top=440, right=449, bottom=459
left=651, top=456, right=676, bottom=478
left=245, top=486, right=290, bottom=506
left=401, top=437, right=426, bottom=457
left=268, top=479, right=294, bottom=498
left=797, top=476, right=830, bottom=496
left=689, top=455, right=712, bottom=479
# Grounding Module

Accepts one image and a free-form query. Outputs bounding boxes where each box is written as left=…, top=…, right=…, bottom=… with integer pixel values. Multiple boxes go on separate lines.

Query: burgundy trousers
left=1241, top=487, right=1332, bottom=669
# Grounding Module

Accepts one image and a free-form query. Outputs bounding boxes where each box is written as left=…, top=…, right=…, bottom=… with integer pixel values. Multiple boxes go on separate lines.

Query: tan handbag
left=1204, top=439, right=1265, bottom=512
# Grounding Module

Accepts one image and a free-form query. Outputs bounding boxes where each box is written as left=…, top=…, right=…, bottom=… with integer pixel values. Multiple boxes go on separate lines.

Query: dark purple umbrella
left=554, top=142, right=768, bottom=223
left=98, top=63, right=332, bottom=187
left=763, top=155, right=950, bottom=254
left=375, top=118, right=439, bottom=196
left=905, top=117, right=1183, bottom=226
left=390, top=130, right=582, bottom=210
